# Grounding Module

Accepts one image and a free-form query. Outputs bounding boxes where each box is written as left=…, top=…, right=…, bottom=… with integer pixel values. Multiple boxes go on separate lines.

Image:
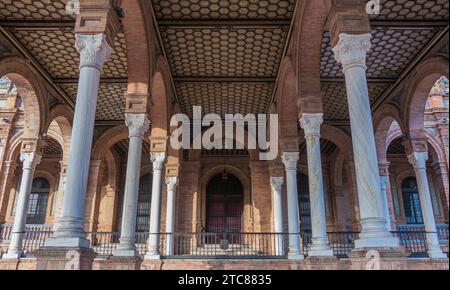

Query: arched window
left=136, top=173, right=152, bottom=233
left=297, top=173, right=312, bottom=233
left=27, top=178, right=50, bottom=225
left=401, top=178, right=424, bottom=225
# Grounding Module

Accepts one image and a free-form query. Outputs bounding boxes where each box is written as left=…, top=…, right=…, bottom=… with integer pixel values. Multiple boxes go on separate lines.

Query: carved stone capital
left=20, top=152, right=42, bottom=170
left=125, top=114, right=150, bottom=138
left=333, top=33, right=371, bottom=71
left=282, top=152, right=299, bottom=171
left=165, top=177, right=179, bottom=192
left=300, top=113, right=323, bottom=138
left=270, top=177, right=284, bottom=191
left=408, top=152, right=428, bottom=171
left=151, top=152, right=166, bottom=171
left=75, top=34, right=112, bottom=71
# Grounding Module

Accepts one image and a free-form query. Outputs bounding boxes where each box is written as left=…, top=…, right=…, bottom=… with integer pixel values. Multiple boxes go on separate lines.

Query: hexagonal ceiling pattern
left=153, top=0, right=296, bottom=20
left=0, top=0, right=72, bottom=20
left=321, top=27, right=439, bottom=79
left=0, top=0, right=128, bottom=122
left=161, top=26, right=287, bottom=78
left=177, top=82, right=272, bottom=117
left=370, top=0, right=449, bottom=21
left=153, top=0, right=294, bottom=118
left=321, top=1, right=447, bottom=121
left=322, top=82, right=391, bottom=121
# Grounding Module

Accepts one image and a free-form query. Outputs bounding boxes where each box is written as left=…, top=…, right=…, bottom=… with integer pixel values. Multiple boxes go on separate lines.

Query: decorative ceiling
left=321, top=0, right=449, bottom=121
left=0, top=0, right=128, bottom=122
left=153, top=0, right=296, bottom=118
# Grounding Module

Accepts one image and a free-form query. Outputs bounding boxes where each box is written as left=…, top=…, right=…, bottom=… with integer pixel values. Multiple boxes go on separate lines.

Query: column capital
left=300, top=113, right=323, bottom=138
left=282, top=152, right=299, bottom=170
left=151, top=152, right=167, bottom=171
left=332, top=33, right=371, bottom=71
left=270, top=177, right=284, bottom=190
left=408, top=152, right=429, bottom=170
left=125, top=114, right=150, bottom=138
left=75, top=34, right=112, bottom=71
left=165, top=177, right=179, bottom=192
left=20, top=152, right=42, bottom=170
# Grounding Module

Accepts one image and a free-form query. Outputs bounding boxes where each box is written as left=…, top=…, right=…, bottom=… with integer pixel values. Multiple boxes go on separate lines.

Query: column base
left=355, top=217, right=400, bottom=249
left=112, top=249, right=140, bottom=258
left=144, top=254, right=161, bottom=261
left=428, top=247, right=448, bottom=259
left=288, top=253, right=305, bottom=260
left=308, top=247, right=335, bottom=257
left=348, top=247, right=409, bottom=270
left=2, top=252, right=20, bottom=260
left=45, top=237, right=90, bottom=248
left=33, top=247, right=97, bottom=270
left=93, top=256, right=142, bottom=270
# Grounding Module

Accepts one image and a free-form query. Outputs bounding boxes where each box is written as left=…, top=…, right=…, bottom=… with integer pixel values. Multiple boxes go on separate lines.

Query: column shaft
left=333, top=33, right=398, bottom=248
left=145, top=152, right=166, bottom=259
left=47, top=34, right=112, bottom=248
left=165, top=177, right=178, bottom=256
left=408, top=152, right=446, bottom=259
left=4, top=152, right=41, bottom=259
left=282, top=153, right=304, bottom=260
left=270, top=177, right=284, bottom=255
left=114, top=114, right=149, bottom=257
left=300, top=114, right=333, bottom=257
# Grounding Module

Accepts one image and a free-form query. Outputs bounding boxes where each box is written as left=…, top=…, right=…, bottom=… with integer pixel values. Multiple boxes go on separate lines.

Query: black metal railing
left=392, top=231, right=429, bottom=258
left=301, top=232, right=358, bottom=258
left=0, top=224, right=448, bottom=259
left=157, top=233, right=289, bottom=258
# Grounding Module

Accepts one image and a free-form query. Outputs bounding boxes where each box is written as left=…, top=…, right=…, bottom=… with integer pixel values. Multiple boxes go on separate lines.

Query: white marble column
left=4, top=152, right=41, bottom=259
left=145, top=152, right=166, bottom=259
left=408, top=152, right=446, bottom=259
left=270, top=177, right=284, bottom=255
left=379, top=162, right=392, bottom=232
left=47, top=34, right=112, bottom=248
left=165, top=176, right=178, bottom=256
left=300, top=113, right=333, bottom=257
left=114, top=114, right=150, bottom=257
left=282, top=152, right=304, bottom=260
left=333, top=33, right=399, bottom=249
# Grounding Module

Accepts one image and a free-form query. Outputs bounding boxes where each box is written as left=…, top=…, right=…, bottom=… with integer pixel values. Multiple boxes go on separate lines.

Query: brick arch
left=425, top=130, right=447, bottom=164
left=320, top=125, right=353, bottom=156
left=121, top=0, right=151, bottom=98
left=402, top=56, right=449, bottom=139
left=91, top=125, right=129, bottom=160
left=5, top=131, right=23, bottom=163
left=294, top=0, right=328, bottom=111
left=374, top=105, right=405, bottom=162
left=277, top=57, right=299, bottom=141
left=150, top=59, right=170, bottom=138
left=0, top=57, right=47, bottom=139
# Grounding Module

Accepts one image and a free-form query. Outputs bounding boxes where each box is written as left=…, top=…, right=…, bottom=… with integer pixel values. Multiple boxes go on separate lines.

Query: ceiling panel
left=161, top=26, right=287, bottom=78
left=60, top=83, right=126, bottom=121
left=322, top=82, right=390, bottom=120
left=176, top=82, right=273, bottom=118
left=153, top=0, right=296, bottom=20
left=321, top=27, right=440, bottom=79
left=10, top=29, right=128, bottom=79
left=0, top=0, right=72, bottom=20
left=370, top=0, right=449, bottom=21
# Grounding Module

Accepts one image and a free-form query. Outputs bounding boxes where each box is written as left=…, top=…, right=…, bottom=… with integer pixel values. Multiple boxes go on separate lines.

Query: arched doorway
left=401, top=177, right=424, bottom=225
left=27, top=177, right=50, bottom=225
left=206, top=173, right=244, bottom=234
